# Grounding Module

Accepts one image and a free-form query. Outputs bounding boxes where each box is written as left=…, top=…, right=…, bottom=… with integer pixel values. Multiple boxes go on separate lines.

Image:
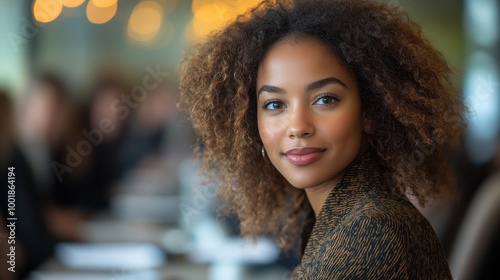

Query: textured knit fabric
left=289, top=152, right=452, bottom=279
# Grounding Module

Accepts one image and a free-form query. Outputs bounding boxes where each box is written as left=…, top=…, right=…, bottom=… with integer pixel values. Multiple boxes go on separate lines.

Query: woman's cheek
left=258, top=118, right=285, bottom=147
left=258, top=125, right=275, bottom=146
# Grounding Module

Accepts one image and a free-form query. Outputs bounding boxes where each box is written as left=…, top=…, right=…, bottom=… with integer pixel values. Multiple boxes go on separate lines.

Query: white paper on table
left=29, top=270, right=162, bottom=280
left=189, top=237, right=280, bottom=264
left=55, top=242, right=166, bottom=270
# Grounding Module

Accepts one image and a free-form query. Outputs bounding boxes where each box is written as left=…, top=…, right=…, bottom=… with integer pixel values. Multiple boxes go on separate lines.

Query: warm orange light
left=33, top=0, right=63, bottom=23
left=191, top=0, right=212, bottom=14
left=194, top=3, right=231, bottom=22
left=185, top=17, right=225, bottom=43
left=91, top=0, right=117, bottom=8
left=184, top=18, right=196, bottom=43
left=193, top=19, right=213, bottom=39
left=62, top=0, right=85, bottom=8
left=188, top=0, right=263, bottom=42
left=86, top=0, right=117, bottom=24
left=193, top=0, right=263, bottom=19
left=127, top=1, right=163, bottom=42
left=234, top=0, right=262, bottom=15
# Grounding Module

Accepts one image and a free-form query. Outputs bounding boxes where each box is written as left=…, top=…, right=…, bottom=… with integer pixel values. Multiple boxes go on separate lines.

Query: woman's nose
left=287, top=106, right=315, bottom=139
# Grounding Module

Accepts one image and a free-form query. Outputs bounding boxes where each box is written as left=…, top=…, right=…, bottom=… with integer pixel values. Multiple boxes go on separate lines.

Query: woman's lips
left=284, top=147, right=326, bottom=166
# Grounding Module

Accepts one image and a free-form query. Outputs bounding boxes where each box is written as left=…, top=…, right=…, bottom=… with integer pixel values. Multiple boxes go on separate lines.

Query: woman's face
left=256, top=37, right=366, bottom=190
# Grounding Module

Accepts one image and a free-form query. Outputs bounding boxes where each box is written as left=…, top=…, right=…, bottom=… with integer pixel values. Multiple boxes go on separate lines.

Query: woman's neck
left=304, top=172, right=345, bottom=217
left=305, top=146, right=370, bottom=217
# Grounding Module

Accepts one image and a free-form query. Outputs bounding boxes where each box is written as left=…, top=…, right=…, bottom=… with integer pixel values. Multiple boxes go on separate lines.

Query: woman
left=178, top=0, right=465, bottom=278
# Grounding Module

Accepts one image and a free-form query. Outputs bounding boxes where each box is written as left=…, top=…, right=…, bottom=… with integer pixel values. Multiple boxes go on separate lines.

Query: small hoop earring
left=261, top=146, right=266, bottom=159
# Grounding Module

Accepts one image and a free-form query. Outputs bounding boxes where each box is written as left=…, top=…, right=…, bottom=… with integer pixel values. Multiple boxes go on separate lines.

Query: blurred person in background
left=118, top=82, right=195, bottom=189
left=16, top=74, right=71, bottom=200
left=71, top=77, right=131, bottom=211
left=119, top=83, right=177, bottom=172
left=15, top=73, right=85, bottom=242
left=0, top=90, right=16, bottom=169
left=1, top=89, right=58, bottom=279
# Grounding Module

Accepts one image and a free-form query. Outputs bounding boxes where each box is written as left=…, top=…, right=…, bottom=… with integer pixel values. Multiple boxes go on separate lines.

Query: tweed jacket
left=289, top=152, right=452, bottom=279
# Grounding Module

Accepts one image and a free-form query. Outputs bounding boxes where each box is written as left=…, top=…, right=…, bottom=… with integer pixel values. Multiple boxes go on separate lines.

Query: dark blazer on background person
left=290, top=152, right=452, bottom=279
left=0, top=147, right=58, bottom=279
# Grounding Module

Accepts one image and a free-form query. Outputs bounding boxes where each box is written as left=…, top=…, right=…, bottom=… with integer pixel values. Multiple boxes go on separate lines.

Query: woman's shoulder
left=326, top=192, right=452, bottom=278
left=345, top=188, right=438, bottom=243
left=298, top=193, right=452, bottom=279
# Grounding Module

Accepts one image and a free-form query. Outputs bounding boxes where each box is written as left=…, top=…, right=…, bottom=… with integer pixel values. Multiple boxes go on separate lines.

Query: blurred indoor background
left=0, top=0, right=499, bottom=279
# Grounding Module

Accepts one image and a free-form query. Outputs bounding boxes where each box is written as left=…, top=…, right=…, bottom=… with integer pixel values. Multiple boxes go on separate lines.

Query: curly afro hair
left=178, top=0, right=466, bottom=252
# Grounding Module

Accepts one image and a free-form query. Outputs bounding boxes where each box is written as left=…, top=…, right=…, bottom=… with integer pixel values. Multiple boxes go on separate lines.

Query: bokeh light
left=91, top=0, right=117, bottom=8
left=127, top=1, right=164, bottom=42
left=62, top=0, right=86, bottom=8
left=188, top=0, right=263, bottom=41
left=33, top=0, right=64, bottom=23
left=464, top=51, right=500, bottom=164
left=86, top=0, right=117, bottom=24
left=465, top=0, right=499, bottom=46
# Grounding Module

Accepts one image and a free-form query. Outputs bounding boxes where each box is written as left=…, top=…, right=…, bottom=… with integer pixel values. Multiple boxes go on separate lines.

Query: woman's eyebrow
left=258, top=77, right=347, bottom=96
left=306, top=77, right=347, bottom=91
left=257, top=85, right=285, bottom=96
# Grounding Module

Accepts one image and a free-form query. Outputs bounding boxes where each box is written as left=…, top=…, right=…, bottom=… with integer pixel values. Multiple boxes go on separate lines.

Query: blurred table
left=32, top=258, right=289, bottom=280
left=29, top=218, right=289, bottom=280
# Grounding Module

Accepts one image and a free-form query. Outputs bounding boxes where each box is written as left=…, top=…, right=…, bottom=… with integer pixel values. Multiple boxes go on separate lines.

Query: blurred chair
left=449, top=172, right=500, bottom=280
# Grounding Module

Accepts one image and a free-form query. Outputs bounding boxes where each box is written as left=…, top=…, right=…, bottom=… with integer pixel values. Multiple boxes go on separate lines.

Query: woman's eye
left=263, top=101, right=286, bottom=110
left=315, top=95, right=338, bottom=105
